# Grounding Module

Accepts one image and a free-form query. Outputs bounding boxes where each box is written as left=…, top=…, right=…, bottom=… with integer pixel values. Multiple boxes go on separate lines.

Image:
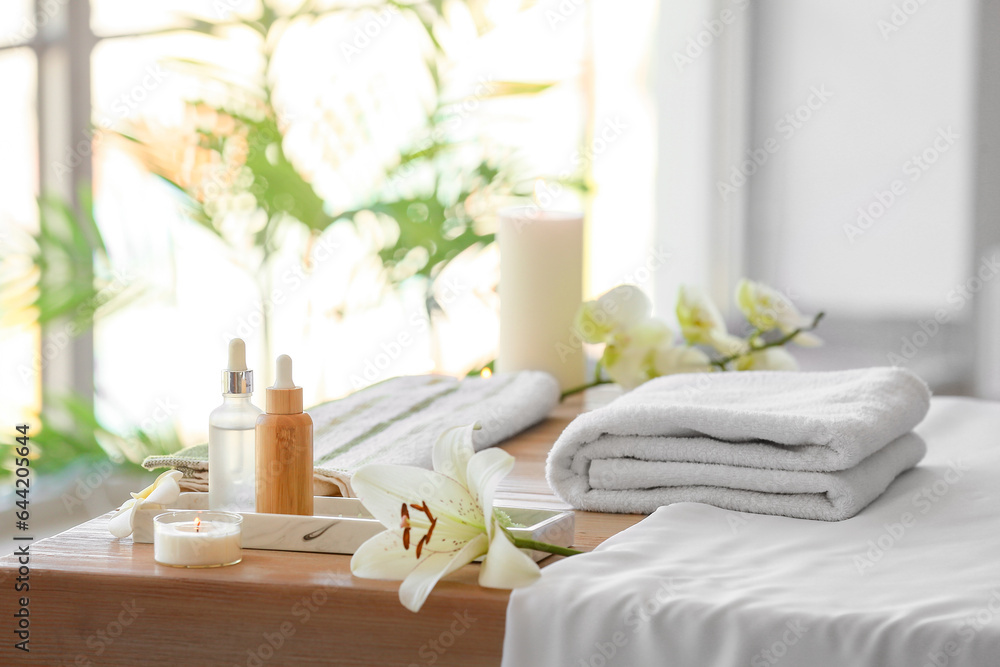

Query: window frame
left=1, top=0, right=96, bottom=410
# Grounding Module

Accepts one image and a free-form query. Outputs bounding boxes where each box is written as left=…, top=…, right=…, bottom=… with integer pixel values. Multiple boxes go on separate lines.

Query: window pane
left=0, top=0, right=35, bottom=47
left=589, top=0, right=658, bottom=295
left=0, top=47, right=40, bottom=427
left=91, top=30, right=261, bottom=129
left=89, top=4, right=652, bottom=439
left=0, top=48, right=37, bottom=228
left=91, top=0, right=263, bottom=37
left=91, top=30, right=265, bottom=442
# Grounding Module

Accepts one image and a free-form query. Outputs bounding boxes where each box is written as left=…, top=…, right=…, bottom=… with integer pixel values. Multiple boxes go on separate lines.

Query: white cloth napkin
left=506, top=397, right=1000, bottom=667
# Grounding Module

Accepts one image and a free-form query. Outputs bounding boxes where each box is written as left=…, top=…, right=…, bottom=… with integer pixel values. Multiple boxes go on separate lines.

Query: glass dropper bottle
left=208, top=339, right=262, bottom=512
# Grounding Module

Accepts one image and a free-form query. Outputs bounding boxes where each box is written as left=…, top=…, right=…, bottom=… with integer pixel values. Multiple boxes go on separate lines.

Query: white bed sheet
left=503, top=397, right=1000, bottom=667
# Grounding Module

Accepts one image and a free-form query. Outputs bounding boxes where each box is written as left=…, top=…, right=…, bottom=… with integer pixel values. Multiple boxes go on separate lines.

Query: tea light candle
left=153, top=511, right=243, bottom=568
left=497, top=206, right=586, bottom=391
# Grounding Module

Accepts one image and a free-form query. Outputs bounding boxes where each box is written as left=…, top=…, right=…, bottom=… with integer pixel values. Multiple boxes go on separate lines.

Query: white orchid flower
left=653, top=344, right=714, bottom=376
left=735, top=346, right=799, bottom=371
left=603, top=318, right=673, bottom=389
left=108, top=470, right=183, bottom=538
left=675, top=285, right=747, bottom=355
left=735, top=279, right=822, bottom=347
left=676, top=285, right=726, bottom=344
left=350, top=424, right=541, bottom=613
left=575, top=285, right=651, bottom=344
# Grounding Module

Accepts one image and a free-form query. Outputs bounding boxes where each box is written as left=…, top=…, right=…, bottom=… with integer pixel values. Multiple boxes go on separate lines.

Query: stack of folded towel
left=547, top=367, right=931, bottom=521
left=144, top=371, right=560, bottom=497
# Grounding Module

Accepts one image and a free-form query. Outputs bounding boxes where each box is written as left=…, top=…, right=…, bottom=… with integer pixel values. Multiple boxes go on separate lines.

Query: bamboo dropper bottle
left=255, top=354, right=314, bottom=515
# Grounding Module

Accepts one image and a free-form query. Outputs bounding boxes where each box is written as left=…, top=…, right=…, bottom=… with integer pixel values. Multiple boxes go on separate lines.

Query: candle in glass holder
left=497, top=206, right=585, bottom=391
left=153, top=511, right=243, bottom=568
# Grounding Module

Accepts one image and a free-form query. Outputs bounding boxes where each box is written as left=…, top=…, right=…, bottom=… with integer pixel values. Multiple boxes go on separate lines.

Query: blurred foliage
left=3, top=0, right=569, bottom=480
left=0, top=190, right=180, bottom=481
left=120, top=0, right=554, bottom=296
left=8, top=392, right=182, bottom=479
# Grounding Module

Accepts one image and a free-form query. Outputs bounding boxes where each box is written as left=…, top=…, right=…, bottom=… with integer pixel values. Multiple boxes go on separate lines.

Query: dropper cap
left=265, top=354, right=303, bottom=414
left=222, top=338, right=254, bottom=395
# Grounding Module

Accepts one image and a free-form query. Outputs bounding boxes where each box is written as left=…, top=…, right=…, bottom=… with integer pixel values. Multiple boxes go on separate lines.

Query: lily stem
left=500, top=525, right=583, bottom=556
left=509, top=536, right=583, bottom=557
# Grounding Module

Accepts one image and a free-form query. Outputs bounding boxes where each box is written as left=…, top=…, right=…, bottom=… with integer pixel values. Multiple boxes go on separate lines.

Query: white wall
left=747, top=0, right=976, bottom=318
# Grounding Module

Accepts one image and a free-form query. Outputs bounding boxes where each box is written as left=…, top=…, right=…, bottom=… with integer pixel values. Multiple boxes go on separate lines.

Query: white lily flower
left=108, top=470, right=183, bottom=538
left=603, top=318, right=672, bottom=390
left=735, top=279, right=822, bottom=347
left=574, top=285, right=651, bottom=344
left=735, top=346, right=799, bottom=371
left=350, top=424, right=540, bottom=612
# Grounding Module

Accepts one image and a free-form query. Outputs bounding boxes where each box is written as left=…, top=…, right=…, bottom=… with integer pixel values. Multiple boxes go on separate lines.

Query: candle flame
left=480, top=367, right=493, bottom=379
left=194, top=517, right=201, bottom=532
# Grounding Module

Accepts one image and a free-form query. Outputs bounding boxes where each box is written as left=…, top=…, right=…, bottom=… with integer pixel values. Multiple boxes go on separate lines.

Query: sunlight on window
left=87, top=0, right=657, bottom=443
left=0, top=0, right=34, bottom=47
left=0, top=47, right=40, bottom=429
left=90, top=0, right=264, bottom=37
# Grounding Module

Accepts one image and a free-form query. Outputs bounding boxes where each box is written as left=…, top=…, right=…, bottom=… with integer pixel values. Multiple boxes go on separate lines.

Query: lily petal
left=352, top=464, right=485, bottom=540
left=132, top=484, right=156, bottom=501
left=160, top=469, right=184, bottom=483
left=432, top=424, right=476, bottom=487
left=132, top=470, right=177, bottom=498
left=398, top=533, right=489, bottom=612
left=108, top=498, right=141, bottom=538
left=351, top=530, right=428, bottom=581
left=144, top=471, right=182, bottom=505
left=465, top=448, right=515, bottom=538
left=115, top=497, right=138, bottom=513
left=479, top=522, right=541, bottom=590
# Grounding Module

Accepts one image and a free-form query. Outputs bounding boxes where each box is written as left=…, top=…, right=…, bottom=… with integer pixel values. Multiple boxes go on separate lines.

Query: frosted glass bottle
left=209, top=339, right=262, bottom=512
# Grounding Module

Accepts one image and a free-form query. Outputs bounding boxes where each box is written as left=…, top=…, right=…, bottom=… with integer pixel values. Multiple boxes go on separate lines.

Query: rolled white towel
left=547, top=367, right=931, bottom=521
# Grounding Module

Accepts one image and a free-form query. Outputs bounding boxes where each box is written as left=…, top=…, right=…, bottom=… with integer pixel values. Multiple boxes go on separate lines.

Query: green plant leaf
left=476, top=80, right=557, bottom=98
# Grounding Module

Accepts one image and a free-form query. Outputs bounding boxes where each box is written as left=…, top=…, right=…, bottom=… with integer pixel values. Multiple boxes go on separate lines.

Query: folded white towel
left=547, top=367, right=931, bottom=520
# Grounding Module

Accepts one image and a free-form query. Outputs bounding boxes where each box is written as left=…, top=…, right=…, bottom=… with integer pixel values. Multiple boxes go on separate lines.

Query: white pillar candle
left=497, top=207, right=586, bottom=391
left=153, top=511, right=243, bottom=568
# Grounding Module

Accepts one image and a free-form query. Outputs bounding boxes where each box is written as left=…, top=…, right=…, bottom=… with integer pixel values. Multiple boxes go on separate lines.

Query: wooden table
left=1, top=388, right=642, bottom=666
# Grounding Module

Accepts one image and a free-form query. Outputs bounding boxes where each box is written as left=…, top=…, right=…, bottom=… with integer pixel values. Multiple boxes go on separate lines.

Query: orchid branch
left=710, top=311, right=825, bottom=370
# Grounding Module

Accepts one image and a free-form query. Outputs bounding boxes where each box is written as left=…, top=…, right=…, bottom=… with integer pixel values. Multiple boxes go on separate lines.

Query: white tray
left=133, top=493, right=574, bottom=560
